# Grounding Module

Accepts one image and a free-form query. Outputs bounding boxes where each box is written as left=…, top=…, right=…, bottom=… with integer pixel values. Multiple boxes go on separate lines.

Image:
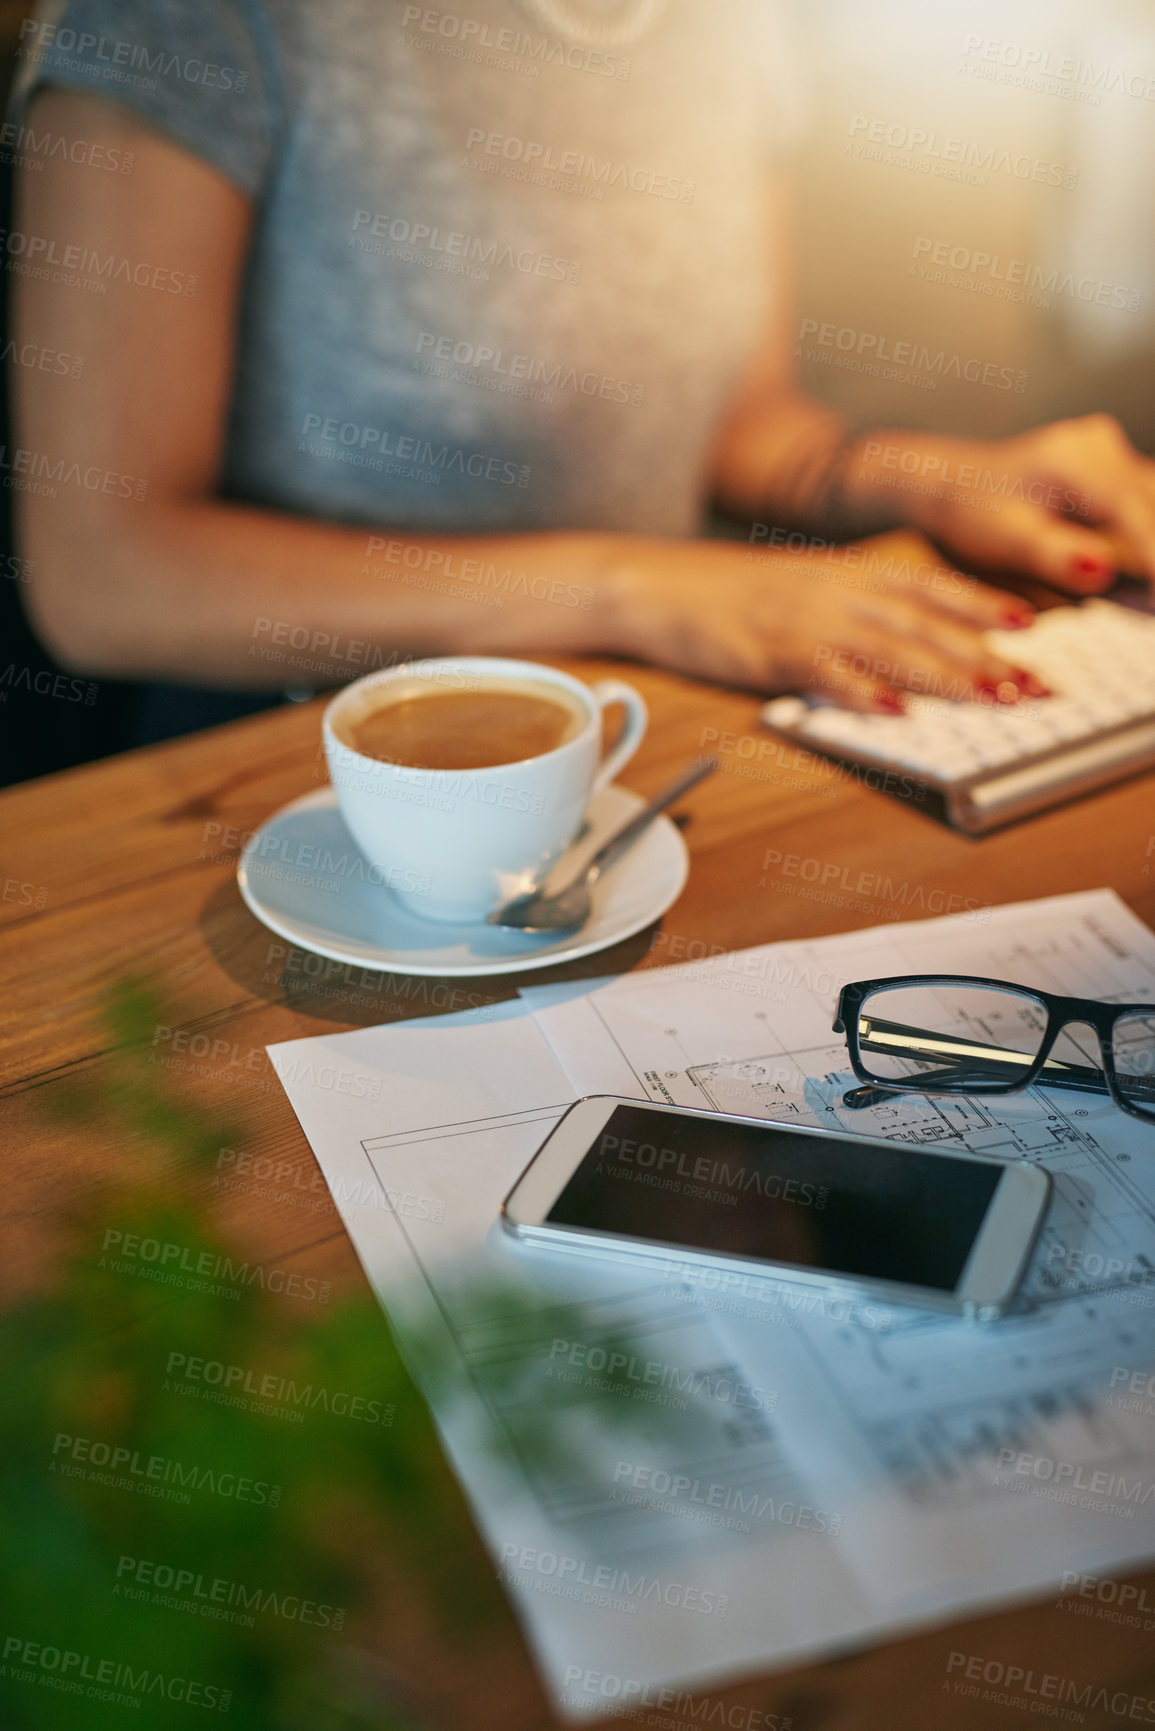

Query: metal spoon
left=487, top=757, right=718, bottom=933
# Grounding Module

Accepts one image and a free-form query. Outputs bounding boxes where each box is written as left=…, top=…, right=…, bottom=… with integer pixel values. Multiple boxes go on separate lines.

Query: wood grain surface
left=3, top=619, right=1154, bottom=1730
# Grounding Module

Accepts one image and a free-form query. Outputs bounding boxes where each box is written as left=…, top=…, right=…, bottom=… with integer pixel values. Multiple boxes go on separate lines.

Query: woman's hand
left=852, top=415, right=1155, bottom=594
left=605, top=538, right=1043, bottom=712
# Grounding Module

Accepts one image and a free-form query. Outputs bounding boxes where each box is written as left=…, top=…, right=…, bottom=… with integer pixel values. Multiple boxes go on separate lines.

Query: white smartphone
left=501, top=1096, right=1051, bottom=1320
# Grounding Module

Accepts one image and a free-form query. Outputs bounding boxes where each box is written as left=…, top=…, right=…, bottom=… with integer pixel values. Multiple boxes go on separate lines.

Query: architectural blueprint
left=269, top=890, right=1155, bottom=1717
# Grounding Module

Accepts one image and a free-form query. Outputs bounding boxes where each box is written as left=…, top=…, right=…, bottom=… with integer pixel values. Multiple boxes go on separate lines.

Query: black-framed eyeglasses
left=833, top=975, right=1155, bottom=1124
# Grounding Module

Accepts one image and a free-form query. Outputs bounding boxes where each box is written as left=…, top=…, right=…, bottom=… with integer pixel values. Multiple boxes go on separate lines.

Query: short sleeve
left=8, top=0, right=281, bottom=198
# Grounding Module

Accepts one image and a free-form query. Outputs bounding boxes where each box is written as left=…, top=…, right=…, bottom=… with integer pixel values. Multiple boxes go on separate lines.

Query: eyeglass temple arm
left=845, top=1013, right=1122, bottom=1104
left=855, top=1013, right=1069, bottom=1071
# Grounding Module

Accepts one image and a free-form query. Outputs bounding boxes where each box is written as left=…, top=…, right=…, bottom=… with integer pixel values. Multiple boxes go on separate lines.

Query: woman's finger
left=810, top=619, right=1038, bottom=706
left=1100, top=483, right=1155, bottom=583
left=1017, top=416, right=1155, bottom=581
left=804, top=656, right=910, bottom=714
left=902, top=570, right=1035, bottom=632
left=872, top=554, right=1036, bottom=630
left=855, top=598, right=1047, bottom=699
left=936, top=498, right=1118, bottom=593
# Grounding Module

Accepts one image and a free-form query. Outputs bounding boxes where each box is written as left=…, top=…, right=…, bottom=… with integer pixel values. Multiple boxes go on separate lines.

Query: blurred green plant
left=0, top=985, right=657, bottom=1730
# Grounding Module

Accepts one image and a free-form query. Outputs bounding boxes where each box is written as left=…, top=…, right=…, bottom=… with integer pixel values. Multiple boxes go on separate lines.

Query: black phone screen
left=545, top=1104, right=1003, bottom=1291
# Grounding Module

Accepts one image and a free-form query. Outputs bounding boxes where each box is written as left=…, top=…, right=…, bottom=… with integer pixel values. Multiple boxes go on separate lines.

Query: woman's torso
left=229, top=0, right=787, bottom=534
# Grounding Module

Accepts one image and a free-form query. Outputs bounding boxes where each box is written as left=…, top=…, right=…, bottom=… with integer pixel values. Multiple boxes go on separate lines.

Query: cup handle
left=590, top=679, right=648, bottom=794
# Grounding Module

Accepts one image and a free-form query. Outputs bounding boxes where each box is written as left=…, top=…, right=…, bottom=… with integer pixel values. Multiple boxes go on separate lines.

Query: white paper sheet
left=270, top=890, right=1155, bottom=1719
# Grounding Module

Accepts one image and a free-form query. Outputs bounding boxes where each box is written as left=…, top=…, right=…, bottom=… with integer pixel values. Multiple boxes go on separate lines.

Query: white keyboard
left=761, top=600, right=1155, bottom=833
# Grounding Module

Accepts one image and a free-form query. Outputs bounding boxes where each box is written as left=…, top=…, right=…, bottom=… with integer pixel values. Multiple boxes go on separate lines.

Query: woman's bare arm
left=12, top=89, right=632, bottom=686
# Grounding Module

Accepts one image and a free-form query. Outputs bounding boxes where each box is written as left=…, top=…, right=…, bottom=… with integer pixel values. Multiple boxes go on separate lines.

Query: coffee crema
left=347, top=679, right=586, bottom=770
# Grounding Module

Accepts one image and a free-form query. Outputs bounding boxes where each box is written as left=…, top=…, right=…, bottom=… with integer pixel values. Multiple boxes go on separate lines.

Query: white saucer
left=237, top=784, right=688, bottom=978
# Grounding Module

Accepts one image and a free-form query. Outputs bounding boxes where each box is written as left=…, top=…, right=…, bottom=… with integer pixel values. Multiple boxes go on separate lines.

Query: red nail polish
left=875, top=690, right=906, bottom=714
left=1011, top=667, right=1051, bottom=698
left=1072, top=555, right=1114, bottom=581
left=1000, top=609, right=1033, bottom=629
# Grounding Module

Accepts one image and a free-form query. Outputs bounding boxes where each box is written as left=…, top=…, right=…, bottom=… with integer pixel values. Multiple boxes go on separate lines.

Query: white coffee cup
left=323, top=656, right=648, bottom=924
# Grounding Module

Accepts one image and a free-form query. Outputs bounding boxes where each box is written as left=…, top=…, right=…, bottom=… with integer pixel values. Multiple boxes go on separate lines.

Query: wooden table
left=3, top=636, right=1155, bottom=1730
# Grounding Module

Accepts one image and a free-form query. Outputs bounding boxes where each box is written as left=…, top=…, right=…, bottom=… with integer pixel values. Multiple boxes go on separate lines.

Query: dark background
left=0, top=0, right=278, bottom=789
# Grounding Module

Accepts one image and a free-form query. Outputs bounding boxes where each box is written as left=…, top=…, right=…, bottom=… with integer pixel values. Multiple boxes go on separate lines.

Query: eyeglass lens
left=1112, top=1011, right=1155, bottom=1115
left=855, top=982, right=1048, bottom=1089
